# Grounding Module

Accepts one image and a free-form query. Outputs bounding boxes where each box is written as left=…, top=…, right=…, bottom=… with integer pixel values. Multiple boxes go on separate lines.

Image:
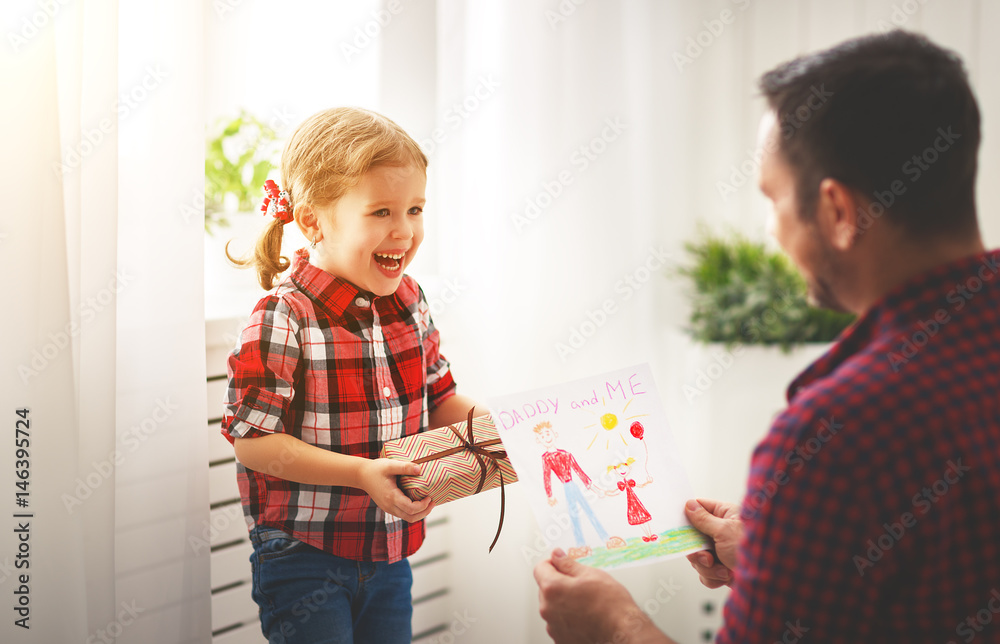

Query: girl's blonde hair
left=606, top=457, right=636, bottom=474
left=227, top=107, right=428, bottom=290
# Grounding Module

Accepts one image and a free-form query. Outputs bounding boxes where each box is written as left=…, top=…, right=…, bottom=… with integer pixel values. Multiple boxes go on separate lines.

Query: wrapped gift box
left=380, top=410, right=518, bottom=505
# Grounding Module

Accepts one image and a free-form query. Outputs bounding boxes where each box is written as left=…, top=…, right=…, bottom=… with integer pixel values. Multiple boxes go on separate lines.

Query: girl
left=222, top=107, right=477, bottom=644
left=605, top=458, right=658, bottom=542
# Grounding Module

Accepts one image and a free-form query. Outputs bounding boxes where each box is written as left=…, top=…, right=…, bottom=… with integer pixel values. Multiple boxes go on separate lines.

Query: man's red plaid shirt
left=719, top=250, right=1000, bottom=643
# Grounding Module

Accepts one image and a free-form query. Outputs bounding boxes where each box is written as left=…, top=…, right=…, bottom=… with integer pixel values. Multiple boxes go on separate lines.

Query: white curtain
left=417, top=2, right=693, bottom=641
left=2, top=1, right=209, bottom=642
left=430, top=0, right=687, bottom=392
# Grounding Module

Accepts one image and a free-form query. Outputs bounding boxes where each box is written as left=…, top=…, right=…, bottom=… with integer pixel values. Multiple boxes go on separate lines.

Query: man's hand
left=684, top=498, right=743, bottom=589
left=548, top=496, right=558, bottom=506
left=359, top=458, right=434, bottom=522
left=534, top=549, right=673, bottom=644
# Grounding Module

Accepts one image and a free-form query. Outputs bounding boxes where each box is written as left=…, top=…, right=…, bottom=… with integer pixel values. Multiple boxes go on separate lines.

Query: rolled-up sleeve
left=222, top=297, right=301, bottom=443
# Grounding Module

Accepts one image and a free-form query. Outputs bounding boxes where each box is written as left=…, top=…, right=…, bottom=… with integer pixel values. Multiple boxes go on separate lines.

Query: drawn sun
left=584, top=396, right=648, bottom=451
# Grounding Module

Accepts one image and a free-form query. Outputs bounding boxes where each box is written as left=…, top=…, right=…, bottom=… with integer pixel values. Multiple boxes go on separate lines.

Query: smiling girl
left=222, top=107, right=477, bottom=644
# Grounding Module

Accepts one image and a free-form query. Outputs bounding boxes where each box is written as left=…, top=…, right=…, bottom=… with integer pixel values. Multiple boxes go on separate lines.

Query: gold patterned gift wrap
left=380, top=408, right=518, bottom=550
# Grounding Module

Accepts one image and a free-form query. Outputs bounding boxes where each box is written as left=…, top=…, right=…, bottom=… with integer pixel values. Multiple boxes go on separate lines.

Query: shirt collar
left=787, top=249, right=1000, bottom=401
left=287, top=248, right=407, bottom=318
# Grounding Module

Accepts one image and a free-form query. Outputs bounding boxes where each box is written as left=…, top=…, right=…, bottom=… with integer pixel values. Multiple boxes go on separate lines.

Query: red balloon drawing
left=630, top=421, right=644, bottom=440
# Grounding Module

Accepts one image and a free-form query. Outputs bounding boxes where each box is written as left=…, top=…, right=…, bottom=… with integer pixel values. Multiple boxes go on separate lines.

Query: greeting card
left=488, top=364, right=709, bottom=568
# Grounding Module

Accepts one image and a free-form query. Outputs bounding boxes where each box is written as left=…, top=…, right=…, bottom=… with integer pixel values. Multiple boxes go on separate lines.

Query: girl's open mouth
left=373, top=252, right=404, bottom=274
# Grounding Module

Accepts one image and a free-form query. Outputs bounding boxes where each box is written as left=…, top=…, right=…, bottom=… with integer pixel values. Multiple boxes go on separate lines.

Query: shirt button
left=355, top=297, right=369, bottom=307
left=382, top=386, right=392, bottom=398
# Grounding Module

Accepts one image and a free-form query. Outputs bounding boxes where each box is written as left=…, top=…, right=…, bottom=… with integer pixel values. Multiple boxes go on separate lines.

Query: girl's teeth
left=374, top=253, right=403, bottom=272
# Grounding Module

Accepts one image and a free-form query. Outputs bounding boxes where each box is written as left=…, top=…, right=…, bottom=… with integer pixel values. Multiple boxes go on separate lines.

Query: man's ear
left=816, top=178, right=863, bottom=252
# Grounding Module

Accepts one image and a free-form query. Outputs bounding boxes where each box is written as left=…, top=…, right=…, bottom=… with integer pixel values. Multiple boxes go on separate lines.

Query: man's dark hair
left=759, top=30, right=980, bottom=239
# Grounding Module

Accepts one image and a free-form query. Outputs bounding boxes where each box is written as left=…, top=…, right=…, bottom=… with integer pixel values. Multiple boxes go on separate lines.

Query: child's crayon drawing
left=489, top=364, right=709, bottom=569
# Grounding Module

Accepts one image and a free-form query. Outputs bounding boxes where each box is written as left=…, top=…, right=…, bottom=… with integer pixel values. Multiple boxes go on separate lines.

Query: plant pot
left=677, top=340, right=832, bottom=503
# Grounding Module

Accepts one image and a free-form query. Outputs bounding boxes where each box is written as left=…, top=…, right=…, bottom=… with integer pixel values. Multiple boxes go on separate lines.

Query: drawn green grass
left=578, top=526, right=710, bottom=568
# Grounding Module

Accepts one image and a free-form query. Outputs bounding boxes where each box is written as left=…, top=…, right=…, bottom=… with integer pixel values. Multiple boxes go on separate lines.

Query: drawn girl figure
left=605, top=457, right=657, bottom=542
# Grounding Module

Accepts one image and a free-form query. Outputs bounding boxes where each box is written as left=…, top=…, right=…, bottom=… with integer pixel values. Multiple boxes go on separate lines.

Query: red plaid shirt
left=719, top=250, right=1000, bottom=643
left=222, top=249, right=456, bottom=563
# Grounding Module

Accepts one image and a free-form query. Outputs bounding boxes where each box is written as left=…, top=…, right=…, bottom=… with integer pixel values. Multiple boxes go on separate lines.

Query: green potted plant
left=204, top=110, right=280, bottom=233
left=672, top=230, right=856, bottom=506
left=204, top=110, right=284, bottom=320
left=677, top=231, right=854, bottom=350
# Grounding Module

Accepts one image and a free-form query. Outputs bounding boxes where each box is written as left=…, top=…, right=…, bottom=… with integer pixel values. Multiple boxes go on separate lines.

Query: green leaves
left=205, top=110, right=279, bottom=234
left=677, top=233, right=854, bottom=350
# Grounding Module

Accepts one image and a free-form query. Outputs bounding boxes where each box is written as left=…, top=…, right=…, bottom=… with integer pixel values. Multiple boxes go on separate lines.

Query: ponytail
left=226, top=217, right=291, bottom=290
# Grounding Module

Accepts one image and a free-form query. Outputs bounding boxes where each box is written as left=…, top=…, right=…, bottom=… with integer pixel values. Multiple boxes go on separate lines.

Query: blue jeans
left=563, top=479, right=609, bottom=545
left=249, top=526, right=412, bottom=644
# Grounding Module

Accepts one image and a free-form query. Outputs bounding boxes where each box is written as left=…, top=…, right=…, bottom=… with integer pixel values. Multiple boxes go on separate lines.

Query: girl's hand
left=359, top=459, right=435, bottom=523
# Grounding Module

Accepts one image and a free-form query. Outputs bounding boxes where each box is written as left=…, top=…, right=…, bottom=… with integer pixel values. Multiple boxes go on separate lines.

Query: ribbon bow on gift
left=412, top=407, right=509, bottom=552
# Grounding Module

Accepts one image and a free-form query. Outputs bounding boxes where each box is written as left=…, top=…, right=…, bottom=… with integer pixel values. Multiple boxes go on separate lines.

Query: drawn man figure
left=535, top=421, right=624, bottom=559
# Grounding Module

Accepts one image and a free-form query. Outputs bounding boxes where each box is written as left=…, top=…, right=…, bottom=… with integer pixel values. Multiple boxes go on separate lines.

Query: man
left=536, top=420, right=625, bottom=558
left=535, top=30, right=1000, bottom=643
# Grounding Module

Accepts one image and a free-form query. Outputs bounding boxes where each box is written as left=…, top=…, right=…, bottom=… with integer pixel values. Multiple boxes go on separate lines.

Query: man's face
left=536, top=426, right=557, bottom=448
left=758, top=112, right=848, bottom=312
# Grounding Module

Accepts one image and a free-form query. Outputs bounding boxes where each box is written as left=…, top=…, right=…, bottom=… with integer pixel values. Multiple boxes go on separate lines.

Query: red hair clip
left=261, top=179, right=293, bottom=224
